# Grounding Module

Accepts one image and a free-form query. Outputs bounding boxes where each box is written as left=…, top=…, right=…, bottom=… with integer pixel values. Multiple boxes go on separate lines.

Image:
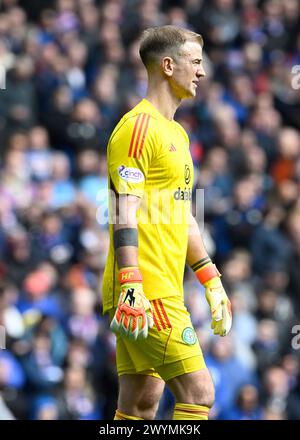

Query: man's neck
left=146, top=82, right=181, bottom=121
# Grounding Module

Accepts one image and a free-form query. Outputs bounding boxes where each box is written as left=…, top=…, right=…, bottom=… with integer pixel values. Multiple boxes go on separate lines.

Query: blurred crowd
left=0, top=0, right=300, bottom=420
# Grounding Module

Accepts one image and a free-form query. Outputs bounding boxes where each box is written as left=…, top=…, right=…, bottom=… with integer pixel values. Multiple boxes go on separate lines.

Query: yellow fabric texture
left=173, top=403, right=209, bottom=420
left=114, top=409, right=143, bottom=420
left=102, top=99, right=194, bottom=313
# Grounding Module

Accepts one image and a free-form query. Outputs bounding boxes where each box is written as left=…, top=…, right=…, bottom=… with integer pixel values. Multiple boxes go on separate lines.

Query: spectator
left=205, top=336, right=257, bottom=418
left=219, top=384, right=263, bottom=420
left=56, top=365, right=100, bottom=420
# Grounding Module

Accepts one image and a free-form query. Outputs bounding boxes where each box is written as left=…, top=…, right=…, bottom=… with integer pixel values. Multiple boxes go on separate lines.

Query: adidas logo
left=169, top=144, right=176, bottom=152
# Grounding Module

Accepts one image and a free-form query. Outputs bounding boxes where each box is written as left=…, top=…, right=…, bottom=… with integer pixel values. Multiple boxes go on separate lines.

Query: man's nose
left=197, top=66, right=206, bottom=78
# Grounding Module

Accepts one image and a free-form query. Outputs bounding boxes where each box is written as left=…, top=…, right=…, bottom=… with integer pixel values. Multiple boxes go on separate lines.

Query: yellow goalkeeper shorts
left=108, top=295, right=206, bottom=382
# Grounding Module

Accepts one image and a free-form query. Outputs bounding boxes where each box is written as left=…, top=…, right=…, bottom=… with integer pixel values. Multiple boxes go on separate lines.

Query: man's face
left=169, top=41, right=205, bottom=100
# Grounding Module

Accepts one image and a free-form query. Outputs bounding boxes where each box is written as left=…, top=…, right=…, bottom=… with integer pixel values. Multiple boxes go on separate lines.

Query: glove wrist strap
left=194, top=262, right=220, bottom=285
left=119, top=267, right=143, bottom=285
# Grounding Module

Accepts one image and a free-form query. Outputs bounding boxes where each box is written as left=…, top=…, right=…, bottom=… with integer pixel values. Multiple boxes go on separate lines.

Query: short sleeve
left=108, top=113, right=155, bottom=197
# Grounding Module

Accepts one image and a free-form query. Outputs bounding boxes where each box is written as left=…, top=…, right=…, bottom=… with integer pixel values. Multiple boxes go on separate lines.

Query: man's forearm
left=113, top=194, right=140, bottom=269
left=187, top=214, right=221, bottom=286
left=186, top=217, right=232, bottom=337
left=110, top=196, right=152, bottom=341
left=186, top=214, right=210, bottom=267
left=114, top=227, right=139, bottom=268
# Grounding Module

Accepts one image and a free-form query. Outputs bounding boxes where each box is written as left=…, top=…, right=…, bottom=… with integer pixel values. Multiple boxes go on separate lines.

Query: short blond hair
left=139, top=25, right=203, bottom=69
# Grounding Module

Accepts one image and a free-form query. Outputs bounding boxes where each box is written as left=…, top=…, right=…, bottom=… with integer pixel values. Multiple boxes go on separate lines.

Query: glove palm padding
left=110, top=283, right=153, bottom=341
left=204, top=277, right=232, bottom=337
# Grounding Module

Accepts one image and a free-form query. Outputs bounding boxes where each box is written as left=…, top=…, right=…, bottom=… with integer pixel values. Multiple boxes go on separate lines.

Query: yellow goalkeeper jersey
left=102, top=98, right=194, bottom=313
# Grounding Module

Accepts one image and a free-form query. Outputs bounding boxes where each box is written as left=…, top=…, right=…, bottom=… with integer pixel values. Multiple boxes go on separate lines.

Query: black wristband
left=191, top=257, right=211, bottom=272
left=114, top=228, right=138, bottom=249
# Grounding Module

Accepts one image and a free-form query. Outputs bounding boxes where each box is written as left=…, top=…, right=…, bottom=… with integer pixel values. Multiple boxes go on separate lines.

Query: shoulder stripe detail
left=133, top=113, right=147, bottom=158
left=127, top=113, right=151, bottom=158
left=138, top=114, right=151, bottom=159
left=128, top=113, right=142, bottom=157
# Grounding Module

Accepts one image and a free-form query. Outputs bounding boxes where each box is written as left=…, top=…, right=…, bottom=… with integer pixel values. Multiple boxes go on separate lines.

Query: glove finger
left=127, top=317, right=139, bottom=341
left=211, top=319, right=216, bottom=330
left=220, top=326, right=226, bottom=337
left=110, top=305, right=123, bottom=333
left=221, top=302, right=232, bottom=336
left=118, top=322, right=128, bottom=338
left=213, top=320, right=223, bottom=336
left=212, top=303, right=222, bottom=322
left=121, top=312, right=130, bottom=335
left=137, top=323, right=148, bottom=340
left=116, top=313, right=130, bottom=338
left=207, top=289, right=222, bottom=321
left=146, top=311, right=154, bottom=329
left=110, top=316, right=119, bottom=335
left=137, top=314, right=148, bottom=340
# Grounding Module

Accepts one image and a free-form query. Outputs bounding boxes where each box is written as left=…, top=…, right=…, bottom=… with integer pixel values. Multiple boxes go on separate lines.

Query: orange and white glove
left=194, top=259, right=232, bottom=337
left=110, top=267, right=153, bottom=341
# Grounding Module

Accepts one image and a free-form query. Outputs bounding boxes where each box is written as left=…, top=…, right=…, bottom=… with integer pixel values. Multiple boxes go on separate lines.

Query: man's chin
left=185, top=90, right=196, bottom=99
left=178, top=89, right=194, bottom=99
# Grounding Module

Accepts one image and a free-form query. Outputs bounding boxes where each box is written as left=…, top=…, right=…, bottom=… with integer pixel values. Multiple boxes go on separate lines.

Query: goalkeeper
left=102, top=25, right=232, bottom=421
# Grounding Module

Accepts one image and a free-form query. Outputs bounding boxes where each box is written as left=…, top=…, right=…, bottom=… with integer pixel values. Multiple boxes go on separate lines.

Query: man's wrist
left=192, top=258, right=221, bottom=285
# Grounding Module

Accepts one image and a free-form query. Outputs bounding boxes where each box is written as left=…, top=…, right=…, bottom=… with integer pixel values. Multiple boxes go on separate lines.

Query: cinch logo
left=174, top=187, right=192, bottom=201
left=118, top=165, right=144, bottom=183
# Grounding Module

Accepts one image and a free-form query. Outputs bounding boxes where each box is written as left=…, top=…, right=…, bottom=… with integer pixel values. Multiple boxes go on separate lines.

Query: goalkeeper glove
left=193, top=258, right=232, bottom=337
left=110, top=267, right=154, bottom=341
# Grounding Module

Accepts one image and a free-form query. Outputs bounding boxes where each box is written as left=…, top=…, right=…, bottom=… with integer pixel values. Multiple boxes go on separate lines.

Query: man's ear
left=161, top=56, right=174, bottom=77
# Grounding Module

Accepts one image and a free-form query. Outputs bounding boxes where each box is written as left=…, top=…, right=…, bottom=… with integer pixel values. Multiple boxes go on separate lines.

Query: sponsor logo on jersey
left=169, top=143, right=177, bottom=152
left=174, top=187, right=192, bottom=201
left=185, top=164, right=191, bottom=184
left=118, top=165, right=144, bottom=183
